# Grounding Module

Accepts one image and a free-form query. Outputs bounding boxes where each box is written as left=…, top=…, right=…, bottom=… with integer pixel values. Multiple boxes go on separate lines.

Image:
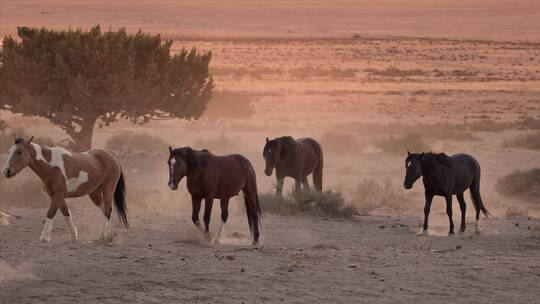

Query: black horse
left=404, top=151, right=489, bottom=235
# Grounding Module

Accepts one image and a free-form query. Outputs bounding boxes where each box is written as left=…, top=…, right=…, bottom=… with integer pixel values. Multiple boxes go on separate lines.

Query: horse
left=1, top=137, right=128, bottom=242
left=167, top=146, right=262, bottom=244
left=403, top=151, right=489, bottom=235
left=263, top=136, right=323, bottom=195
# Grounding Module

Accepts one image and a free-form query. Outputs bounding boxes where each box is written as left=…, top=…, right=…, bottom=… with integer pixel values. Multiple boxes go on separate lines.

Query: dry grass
left=365, top=67, right=426, bottom=77
left=260, top=190, right=357, bottom=219
left=496, top=168, right=540, bottom=202
left=502, top=133, right=540, bottom=150
left=374, top=132, right=430, bottom=155
left=105, top=131, right=168, bottom=155
left=0, top=175, right=49, bottom=208
left=349, top=179, right=412, bottom=214
left=0, top=128, right=55, bottom=152
left=504, top=206, right=528, bottom=218
left=193, top=133, right=240, bottom=155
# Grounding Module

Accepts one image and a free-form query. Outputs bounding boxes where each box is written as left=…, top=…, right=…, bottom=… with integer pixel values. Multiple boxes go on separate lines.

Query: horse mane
left=430, top=152, right=453, bottom=168
left=279, top=136, right=297, bottom=161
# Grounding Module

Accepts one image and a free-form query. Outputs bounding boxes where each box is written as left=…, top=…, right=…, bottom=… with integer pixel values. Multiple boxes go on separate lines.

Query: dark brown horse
left=263, top=136, right=323, bottom=195
left=167, top=147, right=262, bottom=244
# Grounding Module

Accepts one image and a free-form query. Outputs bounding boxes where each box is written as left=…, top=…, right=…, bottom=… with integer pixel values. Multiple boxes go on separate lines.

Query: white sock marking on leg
left=213, top=221, right=226, bottom=244
left=64, top=216, right=78, bottom=240
left=40, top=217, right=54, bottom=242
left=100, top=217, right=110, bottom=239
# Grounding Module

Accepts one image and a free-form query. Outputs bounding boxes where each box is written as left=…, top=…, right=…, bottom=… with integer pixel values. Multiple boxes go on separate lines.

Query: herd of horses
left=1, top=135, right=489, bottom=244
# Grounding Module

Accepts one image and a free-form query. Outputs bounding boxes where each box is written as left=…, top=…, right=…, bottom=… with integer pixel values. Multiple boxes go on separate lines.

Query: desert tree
left=0, top=26, right=213, bottom=151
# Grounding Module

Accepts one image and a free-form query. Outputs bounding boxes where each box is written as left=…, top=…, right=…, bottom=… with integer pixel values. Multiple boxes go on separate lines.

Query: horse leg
left=294, top=177, right=301, bottom=193
left=191, top=196, right=203, bottom=230
left=445, top=195, right=455, bottom=235
left=40, top=193, right=63, bottom=242
left=89, top=188, right=111, bottom=240
left=302, top=176, right=310, bottom=191
left=421, top=192, right=434, bottom=234
left=275, top=175, right=284, bottom=196
left=59, top=203, right=78, bottom=241
left=203, top=196, right=214, bottom=238
left=212, top=198, right=230, bottom=244
left=457, top=193, right=467, bottom=234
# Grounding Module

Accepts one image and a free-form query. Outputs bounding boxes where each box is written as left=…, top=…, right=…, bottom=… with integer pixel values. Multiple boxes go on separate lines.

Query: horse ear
left=28, top=136, right=34, bottom=144
left=169, top=146, right=173, bottom=154
left=266, top=137, right=269, bottom=143
left=185, top=147, right=197, bottom=170
left=407, top=150, right=411, bottom=156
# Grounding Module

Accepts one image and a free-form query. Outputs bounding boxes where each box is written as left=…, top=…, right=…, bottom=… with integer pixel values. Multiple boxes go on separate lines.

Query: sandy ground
left=0, top=206, right=538, bottom=304
left=1, top=1, right=540, bottom=303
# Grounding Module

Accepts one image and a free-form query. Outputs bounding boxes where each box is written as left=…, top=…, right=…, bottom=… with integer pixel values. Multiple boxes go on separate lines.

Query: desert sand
left=1, top=1, right=540, bottom=303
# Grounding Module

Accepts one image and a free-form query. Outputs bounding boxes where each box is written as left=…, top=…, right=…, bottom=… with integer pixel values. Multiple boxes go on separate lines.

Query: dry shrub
left=349, top=179, right=411, bottom=214
left=504, top=207, right=528, bottom=218
left=0, top=175, right=48, bottom=208
left=0, top=127, right=55, bottom=152
left=502, top=133, right=540, bottom=150
left=515, top=118, right=540, bottom=130
left=465, top=120, right=511, bottom=132
left=496, top=169, right=540, bottom=201
left=105, top=131, right=168, bottom=155
left=202, top=91, right=256, bottom=122
left=260, top=190, right=357, bottom=219
left=193, top=133, right=240, bottom=154
left=374, top=132, right=430, bottom=155
left=365, top=67, right=425, bottom=77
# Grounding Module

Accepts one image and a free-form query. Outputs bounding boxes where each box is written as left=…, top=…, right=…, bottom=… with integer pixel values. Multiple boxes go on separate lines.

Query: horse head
left=404, top=151, right=424, bottom=189
left=2, top=136, right=34, bottom=178
left=262, top=136, right=296, bottom=176
left=168, top=146, right=197, bottom=190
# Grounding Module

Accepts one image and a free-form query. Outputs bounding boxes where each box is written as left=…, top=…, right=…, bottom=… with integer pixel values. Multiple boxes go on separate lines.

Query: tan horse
left=2, top=137, right=128, bottom=242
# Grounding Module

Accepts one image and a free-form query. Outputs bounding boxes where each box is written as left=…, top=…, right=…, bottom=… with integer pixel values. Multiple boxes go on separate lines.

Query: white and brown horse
left=2, top=137, right=128, bottom=242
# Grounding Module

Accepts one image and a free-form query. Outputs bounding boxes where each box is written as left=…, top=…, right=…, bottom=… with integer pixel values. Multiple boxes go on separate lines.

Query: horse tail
left=310, top=139, right=323, bottom=192
left=241, top=157, right=261, bottom=243
left=114, top=171, right=129, bottom=228
left=470, top=160, right=489, bottom=218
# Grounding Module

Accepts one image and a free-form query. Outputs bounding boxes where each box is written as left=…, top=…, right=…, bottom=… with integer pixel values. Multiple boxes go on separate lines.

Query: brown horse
left=2, top=137, right=128, bottom=242
left=263, top=136, right=323, bottom=195
left=167, top=147, right=261, bottom=244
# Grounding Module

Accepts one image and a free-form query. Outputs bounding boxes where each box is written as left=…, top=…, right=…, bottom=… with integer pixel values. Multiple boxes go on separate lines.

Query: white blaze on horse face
left=169, top=158, right=176, bottom=189
left=406, top=161, right=412, bottom=168
left=67, top=171, right=89, bottom=193
left=2, top=145, right=17, bottom=172
left=40, top=217, right=54, bottom=242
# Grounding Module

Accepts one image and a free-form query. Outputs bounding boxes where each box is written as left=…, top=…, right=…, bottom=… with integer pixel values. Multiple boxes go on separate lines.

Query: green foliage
left=0, top=26, right=213, bottom=150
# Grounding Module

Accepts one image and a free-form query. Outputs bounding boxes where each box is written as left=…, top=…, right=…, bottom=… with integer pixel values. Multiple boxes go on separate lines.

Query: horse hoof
left=416, top=230, right=427, bottom=236
left=252, top=240, right=259, bottom=246
left=448, top=232, right=455, bottom=236
left=39, top=237, right=50, bottom=243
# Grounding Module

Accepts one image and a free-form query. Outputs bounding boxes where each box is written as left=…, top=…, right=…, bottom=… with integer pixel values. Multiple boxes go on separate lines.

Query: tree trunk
left=67, top=117, right=97, bottom=152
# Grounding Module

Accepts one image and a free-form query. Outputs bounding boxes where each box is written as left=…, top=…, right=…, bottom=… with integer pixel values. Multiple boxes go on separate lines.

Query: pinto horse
left=167, top=147, right=262, bottom=244
left=263, top=136, right=323, bottom=195
left=2, top=137, right=128, bottom=242
left=404, top=151, right=489, bottom=235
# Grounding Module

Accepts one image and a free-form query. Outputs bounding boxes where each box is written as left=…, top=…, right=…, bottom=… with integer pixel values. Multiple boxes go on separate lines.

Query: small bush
left=365, top=67, right=425, bottom=78
left=105, top=131, right=168, bottom=155
left=496, top=169, right=540, bottom=201
left=193, top=133, right=240, bottom=155
left=260, top=190, right=357, bottom=218
left=0, top=127, right=55, bottom=152
left=503, top=133, right=540, bottom=150
left=504, top=207, right=527, bottom=218
left=349, top=179, right=412, bottom=214
left=374, top=132, right=430, bottom=155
